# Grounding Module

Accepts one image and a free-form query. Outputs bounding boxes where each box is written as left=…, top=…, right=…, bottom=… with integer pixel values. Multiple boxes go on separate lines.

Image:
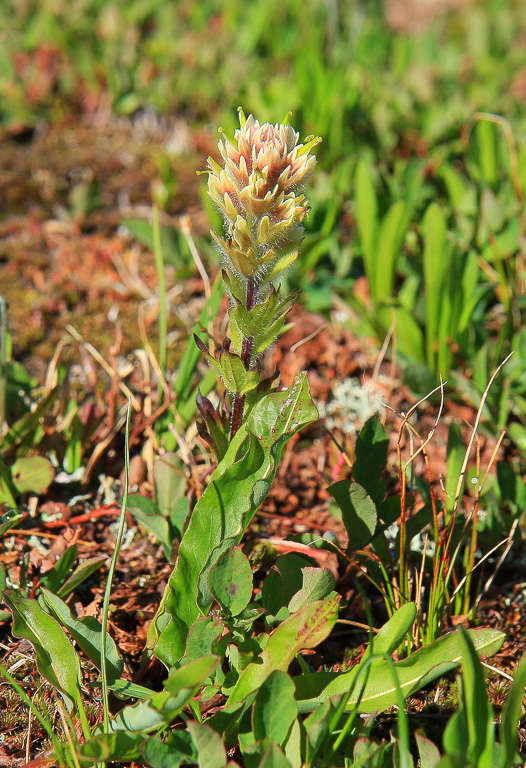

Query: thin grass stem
left=100, top=400, right=132, bottom=735
left=152, top=205, right=167, bottom=379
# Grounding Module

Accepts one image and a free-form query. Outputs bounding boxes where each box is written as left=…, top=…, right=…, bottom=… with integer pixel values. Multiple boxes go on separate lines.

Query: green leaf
left=355, top=160, right=378, bottom=298
left=256, top=744, right=294, bottom=768
left=422, top=203, right=447, bottom=372
left=79, top=730, right=143, bottom=764
left=371, top=602, right=417, bottom=655
left=208, top=547, right=253, bottom=616
left=0, top=388, right=58, bottom=455
left=150, top=373, right=318, bottom=665
left=328, top=481, right=377, bottom=550
left=391, top=307, right=425, bottom=363
left=415, top=729, right=442, bottom=768
left=283, top=718, right=302, bottom=768
left=11, top=456, right=54, bottom=494
left=140, top=731, right=195, bottom=768
left=353, top=416, right=389, bottom=505
left=474, top=119, right=497, bottom=187
left=252, top=671, right=298, bottom=745
left=40, top=587, right=123, bottom=679
left=374, top=200, right=407, bottom=303
left=228, top=596, right=339, bottom=705
left=499, top=653, right=526, bottom=768
left=38, top=545, right=78, bottom=593
left=154, top=452, right=187, bottom=517
left=113, top=656, right=220, bottom=732
left=288, top=568, right=335, bottom=613
left=0, top=509, right=24, bottom=537
left=452, top=629, right=495, bottom=768
left=446, top=424, right=465, bottom=513
left=128, top=494, right=171, bottom=559
left=303, top=697, right=342, bottom=764
left=105, top=679, right=156, bottom=700
left=185, top=615, right=224, bottom=661
left=188, top=722, right=227, bottom=768
left=294, top=627, right=505, bottom=714
left=196, top=336, right=260, bottom=396
left=262, top=553, right=316, bottom=616
left=3, top=590, right=81, bottom=709
left=56, top=556, right=105, bottom=598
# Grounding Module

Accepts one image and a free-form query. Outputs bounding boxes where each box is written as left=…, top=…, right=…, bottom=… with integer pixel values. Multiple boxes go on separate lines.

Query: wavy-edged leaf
left=40, top=587, right=123, bottom=679
left=295, top=627, right=505, bottom=714
left=3, top=590, right=81, bottom=709
left=228, top=596, right=339, bottom=705
left=150, top=373, right=318, bottom=665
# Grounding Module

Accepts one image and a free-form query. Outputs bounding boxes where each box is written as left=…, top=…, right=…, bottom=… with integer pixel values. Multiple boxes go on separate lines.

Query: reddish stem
left=230, top=279, right=258, bottom=439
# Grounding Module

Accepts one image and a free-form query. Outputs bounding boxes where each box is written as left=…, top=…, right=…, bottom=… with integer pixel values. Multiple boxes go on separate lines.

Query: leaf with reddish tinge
left=227, top=596, right=339, bottom=705
left=208, top=547, right=253, bottom=616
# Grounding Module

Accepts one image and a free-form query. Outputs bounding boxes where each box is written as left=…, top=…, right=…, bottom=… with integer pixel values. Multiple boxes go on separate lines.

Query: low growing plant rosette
left=196, top=109, right=322, bottom=450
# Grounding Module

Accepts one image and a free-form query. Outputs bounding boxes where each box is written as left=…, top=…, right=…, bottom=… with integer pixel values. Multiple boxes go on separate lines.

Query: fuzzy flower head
left=207, top=109, right=320, bottom=286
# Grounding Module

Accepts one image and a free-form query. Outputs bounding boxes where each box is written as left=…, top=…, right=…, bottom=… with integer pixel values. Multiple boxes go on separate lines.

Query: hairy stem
left=230, top=279, right=258, bottom=439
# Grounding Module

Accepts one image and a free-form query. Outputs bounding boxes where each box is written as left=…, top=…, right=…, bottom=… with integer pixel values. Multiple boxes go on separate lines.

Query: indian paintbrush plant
left=146, top=110, right=324, bottom=663
left=195, top=109, right=321, bottom=455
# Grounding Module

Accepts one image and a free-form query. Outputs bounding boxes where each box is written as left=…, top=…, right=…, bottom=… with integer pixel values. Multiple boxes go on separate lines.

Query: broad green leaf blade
left=355, top=160, right=378, bottom=299
left=208, top=547, right=253, bottom=616
left=262, top=553, right=316, bottom=616
left=57, top=556, right=105, bottom=598
left=441, top=708, right=466, bottom=761
left=455, top=629, right=495, bottom=768
left=140, top=731, right=195, bottom=768
left=79, top=730, right=143, bottom=764
left=128, top=494, right=171, bottom=559
left=288, top=568, right=335, bottom=613
left=228, top=596, right=339, bottom=705
left=353, top=416, right=389, bottom=505
left=153, top=452, right=187, bottom=517
left=40, top=587, right=123, bottom=679
left=284, top=718, right=302, bottom=768
left=252, top=671, right=298, bottom=745
left=303, top=697, right=342, bottom=764
left=3, top=590, right=81, bottom=709
left=150, top=373, right=318, bottom=665
left=295, top=627, right=504, bottom=714
left=185, top=615, right=224, bottom=661
left=11, top=456, right=54, bottom=494
left=38, top=545, right=78, bottom=593
left=374, top=200, right=407, bottom=303
left=372, top=602, right=416, bottom=655
left=415, top=729, right=441, bottom=768
left=328, top=481, right=377, bottom=550
left=105, top=679, right=156, bottom=700
left=188, top=722, right=227, bottom=768
left=422, top=203, right=447, bottom=372
left=499, top=653, right=526, bottom=768
left=256, top=744, right=294, bottom=768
